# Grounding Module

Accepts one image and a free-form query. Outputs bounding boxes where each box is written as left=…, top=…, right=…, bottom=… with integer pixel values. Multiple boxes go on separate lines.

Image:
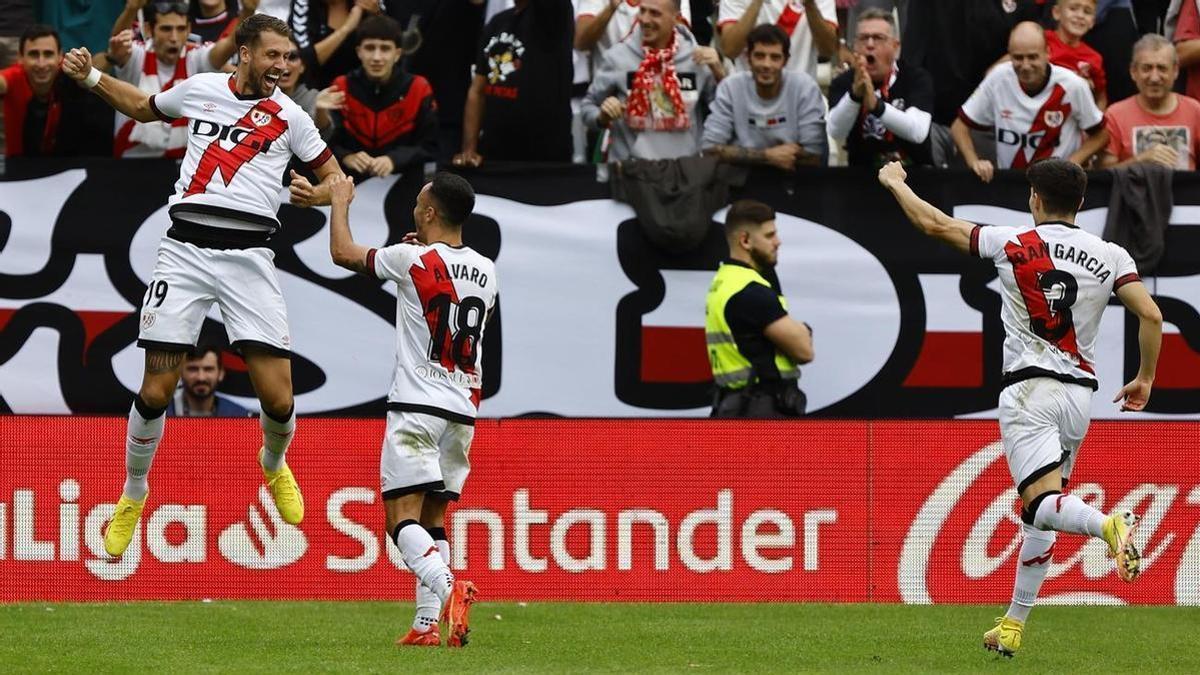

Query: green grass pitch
left=2, top=602, right=1197, bottom=673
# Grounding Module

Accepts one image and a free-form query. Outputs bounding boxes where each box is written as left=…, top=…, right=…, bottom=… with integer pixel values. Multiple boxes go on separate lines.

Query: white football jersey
left=972, top=221, right=1140, bottom=388
left=718, top=0, right=838, bottom=82
left=959, top=64, right=1102, bottom=169
left=371, top=242, right=498, bottom=422
left=149, top=72, right=332, bottom=231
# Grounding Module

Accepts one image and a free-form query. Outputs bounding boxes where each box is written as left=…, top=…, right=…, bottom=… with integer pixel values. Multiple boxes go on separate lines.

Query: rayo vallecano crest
left=1043, top=110, right=1064, bottom=128
left=251, top=109, right=273, bottom=127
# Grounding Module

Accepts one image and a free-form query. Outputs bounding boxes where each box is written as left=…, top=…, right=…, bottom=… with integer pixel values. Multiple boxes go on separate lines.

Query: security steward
left=705, top=200, right=814, bottom=417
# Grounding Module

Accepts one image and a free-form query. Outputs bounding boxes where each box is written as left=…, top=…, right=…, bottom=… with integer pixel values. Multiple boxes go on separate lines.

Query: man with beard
left=60, top=13, right=345, bottom=559
left=705, top=200, right=814, bottom=418
left=702, top=24, right=826, bottom=170
left=827, top=8, right=934, bottom=168
left=328, top=15, right=437, bottom=179
left=168, top=346, right=252, bottom=416
left=107, top=0, right=254, bottom=157
left=0, top=24, right=113, bottom=157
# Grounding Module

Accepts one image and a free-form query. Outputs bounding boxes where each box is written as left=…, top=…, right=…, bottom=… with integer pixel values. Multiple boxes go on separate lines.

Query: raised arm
left=112, top=0, right=148, bottom=36
left=719, top=0, right=764, bottom=60
left=1113, top=280, right=1163, bottom=411
left=208, top=0, right=260, bottom=69
left=61, top=47, right=158, bottom=122
left=326, top=175, right=373, bottom=274
left=877, top=161, right=974, bottom=253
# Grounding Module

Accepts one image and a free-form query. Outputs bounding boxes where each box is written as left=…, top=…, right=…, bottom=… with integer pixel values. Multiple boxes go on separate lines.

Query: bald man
left=952, top=21, right=1104, bottom=182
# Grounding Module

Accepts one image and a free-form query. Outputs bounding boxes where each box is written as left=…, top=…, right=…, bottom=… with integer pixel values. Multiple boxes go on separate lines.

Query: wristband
left=82, top=67, right=102, bottom=89
left=871, top=98, right=886, bottom=117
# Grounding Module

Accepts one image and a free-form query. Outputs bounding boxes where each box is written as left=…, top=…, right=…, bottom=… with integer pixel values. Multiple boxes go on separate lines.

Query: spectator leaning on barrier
left=328, top=14, right=437, bottom=179
left=454, top=0, right=574, bottom=166
left=582, top=0, right=722, bottom=162
left=168, top=345, right=253, bottom=417
left=717, top=0, right=838, bottom=83
left=827, top=8, right=932, bottom=167
left=952, top=21, right=1104, bottom=182
left=706, top=200, right=813, bottom=418
left=702, top=24, right=826, bottom=170
left=1099, top=34, right=1200, bottom=169
left=0, top=24, right=113, bottom=156
left=107, top=1, right=247, bottom=158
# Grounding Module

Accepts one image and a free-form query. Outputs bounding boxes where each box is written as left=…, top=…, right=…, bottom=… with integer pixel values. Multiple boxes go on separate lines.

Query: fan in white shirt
left=60, top=14, right=345, bottom=564
left=952, top=21, right=1105, bottom=182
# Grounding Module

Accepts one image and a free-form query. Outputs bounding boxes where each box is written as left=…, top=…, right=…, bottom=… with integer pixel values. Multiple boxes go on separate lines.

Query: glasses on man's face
left=855, top=33, right=891, bottom=45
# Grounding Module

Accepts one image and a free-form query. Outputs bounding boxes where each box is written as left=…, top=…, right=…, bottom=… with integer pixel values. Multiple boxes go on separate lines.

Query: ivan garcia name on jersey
left=958, top=64, right=1102, bottom=169
left=149, top=73, right=332, bottom=231
left=971, top=221, right=1141, bottom=389
left=369, top=242, right=498, bottom=424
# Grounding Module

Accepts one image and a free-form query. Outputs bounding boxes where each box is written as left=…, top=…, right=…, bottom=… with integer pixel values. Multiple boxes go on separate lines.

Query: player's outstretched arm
left=61, top=47, right=158, bottom=122
left=1113, top=280, right=1163, bottom=412
left=326, top=174, right=372, bottom=275
left=877, top=161, right=974, bottom=254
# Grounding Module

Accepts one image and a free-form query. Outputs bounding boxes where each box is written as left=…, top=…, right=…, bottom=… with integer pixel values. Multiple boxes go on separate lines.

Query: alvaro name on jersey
left=149, top=73, right=332, bottom=232
left=959, top=64, right=1102, bottom=169
left=369, top=241, right=498, bottom=424
left=971, top=221, right=1140, bottom=389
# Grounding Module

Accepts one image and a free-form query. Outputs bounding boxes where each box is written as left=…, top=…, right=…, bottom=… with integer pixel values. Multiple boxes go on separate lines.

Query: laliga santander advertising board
left=0, top=417, right=1197, bottom=604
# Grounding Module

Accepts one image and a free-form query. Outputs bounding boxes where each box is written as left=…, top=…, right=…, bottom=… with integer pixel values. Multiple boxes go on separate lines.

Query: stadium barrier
left=2, top=416, right=1197, bottom=604
left=4, top=161, right=1200, bottom=418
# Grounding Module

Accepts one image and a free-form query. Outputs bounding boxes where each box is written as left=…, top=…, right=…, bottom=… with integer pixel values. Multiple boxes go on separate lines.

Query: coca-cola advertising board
left=1, top=417, right=1196, bottom=604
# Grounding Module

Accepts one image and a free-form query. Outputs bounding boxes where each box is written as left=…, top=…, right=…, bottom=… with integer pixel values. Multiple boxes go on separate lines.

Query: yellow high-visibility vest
left=704, top=262, right=799, bottom=390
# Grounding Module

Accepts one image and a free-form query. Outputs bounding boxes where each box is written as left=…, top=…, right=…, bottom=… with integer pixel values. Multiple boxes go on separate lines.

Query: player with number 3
left=878, top=158, right=1162, bottom=658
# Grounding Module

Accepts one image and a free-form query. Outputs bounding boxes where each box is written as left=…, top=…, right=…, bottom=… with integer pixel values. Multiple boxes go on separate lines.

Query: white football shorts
left=137, top=236, right=291, bottom=355
left=998, top=376, right=1093, bottom=494
left=380, top=410, right=474, bottom=500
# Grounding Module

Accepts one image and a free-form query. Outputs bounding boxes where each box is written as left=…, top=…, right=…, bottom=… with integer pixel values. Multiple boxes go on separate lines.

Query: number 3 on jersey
left=411, top=249, right=485, bottom=373
left=1005, top=230, right=1086, bottom=366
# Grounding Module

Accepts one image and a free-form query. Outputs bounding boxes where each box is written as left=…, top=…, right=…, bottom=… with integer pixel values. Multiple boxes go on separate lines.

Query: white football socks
left=412, top=527, right=450, bottom=631
left=124, top=397, right=166, bottom=501
left=259, top=406, right=295, bottom=473
left=1033, top=492, right=1105, bottom=537
left=394, top=521, right=454, bottom=605
left=1007, top=524, right=1056, bottom=622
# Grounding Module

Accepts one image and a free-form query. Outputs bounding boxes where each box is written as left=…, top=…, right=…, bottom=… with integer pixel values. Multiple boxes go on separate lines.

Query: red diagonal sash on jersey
left=411, top=249, right=463, bottom=373
left=1004, top=230, right=1093, bottom=373
left=1011, top=84, right=1071, bottom=169
left=184, top=99, right=289, bottom=196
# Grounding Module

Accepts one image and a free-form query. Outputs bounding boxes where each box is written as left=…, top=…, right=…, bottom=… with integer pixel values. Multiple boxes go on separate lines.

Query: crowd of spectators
left=2, top=0, right=1200, bottom=178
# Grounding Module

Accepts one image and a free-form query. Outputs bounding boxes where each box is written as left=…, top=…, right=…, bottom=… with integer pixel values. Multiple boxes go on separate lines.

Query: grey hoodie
left=581, top=24, right=716, bottom=162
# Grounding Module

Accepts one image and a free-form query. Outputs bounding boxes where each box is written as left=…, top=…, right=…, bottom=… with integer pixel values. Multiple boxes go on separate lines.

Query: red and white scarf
left=625, top=30, right=689, bottom=131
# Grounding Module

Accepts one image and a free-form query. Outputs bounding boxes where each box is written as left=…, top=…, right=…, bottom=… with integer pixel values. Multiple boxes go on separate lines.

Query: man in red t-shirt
left=1045, top=0, right=1106, bottom=109
left=0, top=25, right=64, bottom=157
left=1100, top=34, right=1200, bottom=170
